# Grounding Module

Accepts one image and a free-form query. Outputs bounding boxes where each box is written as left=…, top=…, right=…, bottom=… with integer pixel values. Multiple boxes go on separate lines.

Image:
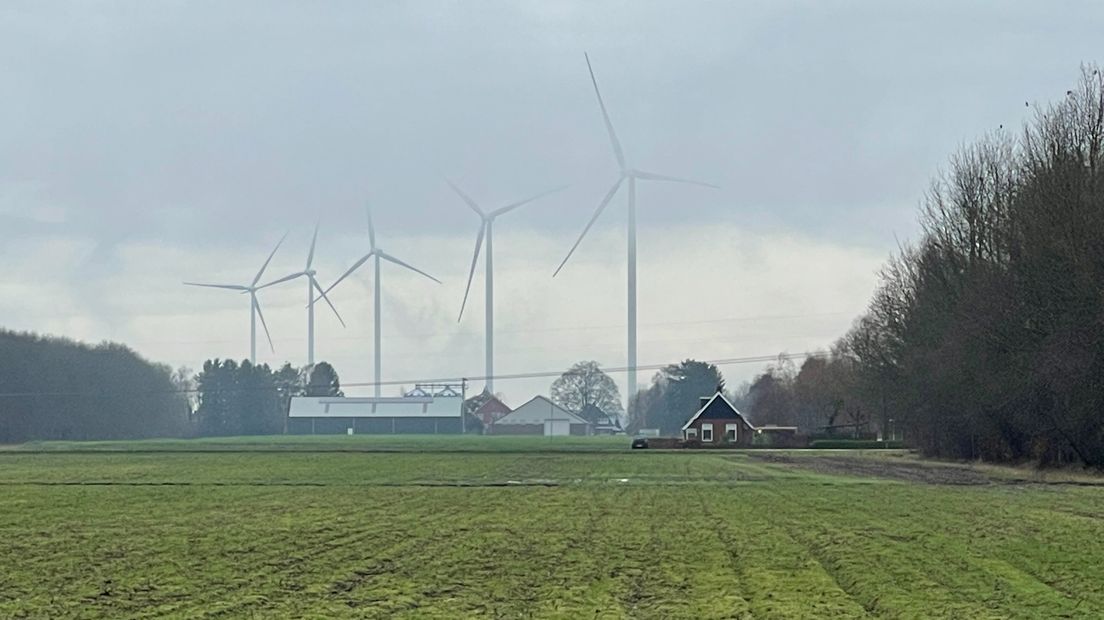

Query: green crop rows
left=0, top=438, right=1102, bottom=618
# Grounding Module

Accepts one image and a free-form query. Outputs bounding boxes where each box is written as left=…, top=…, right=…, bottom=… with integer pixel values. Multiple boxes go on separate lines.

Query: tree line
left=742, top=66, right=1104, bottom=468
left=0, top=330, right=189, bottom=442
left=191, top=359, right=342, bottom=436
left=0, top=326, right=344, bottom=443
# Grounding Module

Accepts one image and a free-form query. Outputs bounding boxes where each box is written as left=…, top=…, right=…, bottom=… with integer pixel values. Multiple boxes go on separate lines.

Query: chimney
left=699, top=396, right=710, bottom=408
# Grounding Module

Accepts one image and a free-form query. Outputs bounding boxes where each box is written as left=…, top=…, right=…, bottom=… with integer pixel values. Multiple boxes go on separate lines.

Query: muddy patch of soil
left=749, top=453, right=999, bottom=485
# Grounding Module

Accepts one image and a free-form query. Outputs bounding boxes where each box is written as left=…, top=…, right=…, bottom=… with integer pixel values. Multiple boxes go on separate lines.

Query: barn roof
left=494, top=395, right=588, bottom=425
left=288, top=395, right=462, bottom=419
left=473, top=394, right=511, bottom=415
left=681, top=392, right=754, bottom=431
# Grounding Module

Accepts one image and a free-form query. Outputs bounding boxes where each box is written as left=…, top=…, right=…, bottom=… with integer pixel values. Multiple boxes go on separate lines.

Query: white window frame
left=725, top=424, right=738, bottom=442
left=686, top=428, right=698, bottom=440
left=701, top=423, right=713, bottom=442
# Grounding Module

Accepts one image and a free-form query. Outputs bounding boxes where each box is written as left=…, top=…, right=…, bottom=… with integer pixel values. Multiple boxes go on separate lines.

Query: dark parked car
left=630, top=436, right=648, bottom=449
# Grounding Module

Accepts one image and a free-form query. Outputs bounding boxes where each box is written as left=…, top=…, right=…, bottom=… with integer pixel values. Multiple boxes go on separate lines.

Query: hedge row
left=809, top=439, right=906, bottom=450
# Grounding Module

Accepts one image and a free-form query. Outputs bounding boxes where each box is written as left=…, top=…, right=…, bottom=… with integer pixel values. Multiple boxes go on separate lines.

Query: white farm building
left=487, top=395, right=591, bottom=436
left=287, top=390, right=463, bottom=435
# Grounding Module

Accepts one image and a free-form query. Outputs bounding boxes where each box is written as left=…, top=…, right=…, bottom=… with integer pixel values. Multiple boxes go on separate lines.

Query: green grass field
left=1, top=437, right=1103, bottom=618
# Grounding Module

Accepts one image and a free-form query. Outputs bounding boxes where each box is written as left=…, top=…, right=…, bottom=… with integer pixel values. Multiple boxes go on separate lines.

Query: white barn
left=287, top=393, right=463, bottom=435
left=488, top=395, right=591, bottom=436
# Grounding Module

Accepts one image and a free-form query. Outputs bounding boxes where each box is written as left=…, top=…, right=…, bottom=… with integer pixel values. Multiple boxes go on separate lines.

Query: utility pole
left=461, top=378, right=468, bottom=434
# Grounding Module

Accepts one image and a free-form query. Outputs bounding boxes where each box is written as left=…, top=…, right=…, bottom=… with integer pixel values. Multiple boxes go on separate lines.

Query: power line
left=0, top=351, right=816, bottom=399
left=108, top=310, right=852, bottom=347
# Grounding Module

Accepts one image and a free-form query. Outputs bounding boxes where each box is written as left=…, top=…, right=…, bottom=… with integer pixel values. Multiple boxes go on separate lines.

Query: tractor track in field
left=770, top=512, right=878, bottom=617
left=748, top=453, right=1104, bottom=486
left=0, top=480, right=564, bottom=488
left=690, top=484, right=757, bottom=618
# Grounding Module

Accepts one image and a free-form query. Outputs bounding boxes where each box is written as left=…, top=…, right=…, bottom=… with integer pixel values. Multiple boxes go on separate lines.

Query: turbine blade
left=457, top=223, right=486, bottom=322
left=183, top=282, right=249, bottom=291
left=446, top=179, right=486, bottom=217
left=378, top=250, right=441, bottom=284
left=257, top=271, right=305, bottom=289
left=253, top=294, right=275, bottom=354
left=366, top=204, right=376, bottom=249
left=320, top=251, right=374, bottom=298
left=489, top=185, right=569, bottom=218
left=553, top=176, right=624, bottom=277
left=252, top=231, right=289, bottom=286
left=311, top=276, right=346, bottom=328
left=306, top=221, right=319, bottom=269
left=585, top=52, right=626, bottom=170
left=632, top=170, right=719, bottom=189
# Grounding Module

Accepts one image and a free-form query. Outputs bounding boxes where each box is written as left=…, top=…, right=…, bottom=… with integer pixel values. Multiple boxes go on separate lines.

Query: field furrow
left=1, top=443, right=1103, bottom=618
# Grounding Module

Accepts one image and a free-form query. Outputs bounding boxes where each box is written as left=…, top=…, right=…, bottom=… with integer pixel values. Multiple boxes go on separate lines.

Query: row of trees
left=548, top=358, right=866, bottom=438
left=548, top=359, right=728, bottom=435
left=760, top=66, right=1104, bottom=468
left=193, top=360, right=342, bottom=436
left=730, top=354, right=875, bottom=437
left=628, top=360, right=727, bottom=435
left=0, top=330, right=190, bottom=442
left=0, top=328, right=345, bottom=443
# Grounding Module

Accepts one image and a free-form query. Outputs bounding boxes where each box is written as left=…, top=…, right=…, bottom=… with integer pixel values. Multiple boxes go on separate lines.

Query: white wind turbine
left=259, top=223, right=346, bottom=367
left=318, top=206, right=440, bottom=397
left=553, top=53, right=718, bottom=403
left=449, top=180, right=566, bottom=392
left=184, top=233, right=288, bottom=364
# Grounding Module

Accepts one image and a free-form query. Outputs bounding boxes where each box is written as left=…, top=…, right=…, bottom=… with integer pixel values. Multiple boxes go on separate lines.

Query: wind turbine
left=319, top=206, right=440, bottom=397
left=553, top=53, right=718, bottom=403
left=449, top=180, right=566, bottom=392
left=184, top=233, right=287, bottom=364
left=259, top=223, right=346, bottom=367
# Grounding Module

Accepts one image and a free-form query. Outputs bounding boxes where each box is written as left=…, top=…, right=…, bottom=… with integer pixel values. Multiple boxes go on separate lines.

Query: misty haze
left=2, top=3, right=1104, bottom=618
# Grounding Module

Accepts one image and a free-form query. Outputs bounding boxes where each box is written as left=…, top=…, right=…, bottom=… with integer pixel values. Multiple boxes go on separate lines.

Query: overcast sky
left=1, top=2, right=1100, bottom=404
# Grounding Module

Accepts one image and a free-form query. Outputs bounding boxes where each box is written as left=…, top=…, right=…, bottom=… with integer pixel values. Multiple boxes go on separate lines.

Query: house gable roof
left=681, top=392, right=754, bottom=431
left=495, top=395, right=588, bottom=425
left=473, top=395, right=511, bottom=416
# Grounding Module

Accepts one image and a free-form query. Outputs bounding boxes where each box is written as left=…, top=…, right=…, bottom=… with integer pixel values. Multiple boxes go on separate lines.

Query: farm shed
left=488, top=396, right=591, bottom=436
left=287, top=393, right=463, bottom=435
left=681, top=392, right=755, bottom=446
left=754, top=425, right=801, bottom=446
left=592, top=413, right=624, bottom=435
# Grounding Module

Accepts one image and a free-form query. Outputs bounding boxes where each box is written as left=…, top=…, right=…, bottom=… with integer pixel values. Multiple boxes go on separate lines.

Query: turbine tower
left=449, top=180, right=565, bottom=392
left=185, top=233, right=288, bottom=364
left=319, top=206, right=440, bottom=397
left=554, top=53, right=717, bottom=403
left=259, top=223, right=346, bottom=366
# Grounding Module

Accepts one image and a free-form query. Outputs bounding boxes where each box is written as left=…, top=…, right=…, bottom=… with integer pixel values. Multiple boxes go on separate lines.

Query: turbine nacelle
left=449, top=179, right=566, bottom=322
left=317, top=206, right=440, bottom=302
left=184, top=232, right=288, bottom=358
left=558, top=53, right=720, bottom=404
left=316, top=203, right=439, bottom=398
left=553, top=54, right=718, bottom=279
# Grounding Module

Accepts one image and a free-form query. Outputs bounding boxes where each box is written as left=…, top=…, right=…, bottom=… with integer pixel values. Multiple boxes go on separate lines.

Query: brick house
left=681, top=392, right=755, bottom=446
left=467, top=391, right=512, bottom=428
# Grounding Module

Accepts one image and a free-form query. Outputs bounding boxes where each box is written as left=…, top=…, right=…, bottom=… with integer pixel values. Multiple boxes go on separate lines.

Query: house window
left=702, top=423, right=713, bottom=442
left=686, top=428, right=698, bottom=439
left=725, top=424, right=737, bottom=442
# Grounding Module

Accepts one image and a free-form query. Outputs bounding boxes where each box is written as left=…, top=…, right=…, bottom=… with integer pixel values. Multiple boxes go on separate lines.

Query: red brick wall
left=477, top=400, right=513, bottom=426
left=686, top=418, right=754, bottom=446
